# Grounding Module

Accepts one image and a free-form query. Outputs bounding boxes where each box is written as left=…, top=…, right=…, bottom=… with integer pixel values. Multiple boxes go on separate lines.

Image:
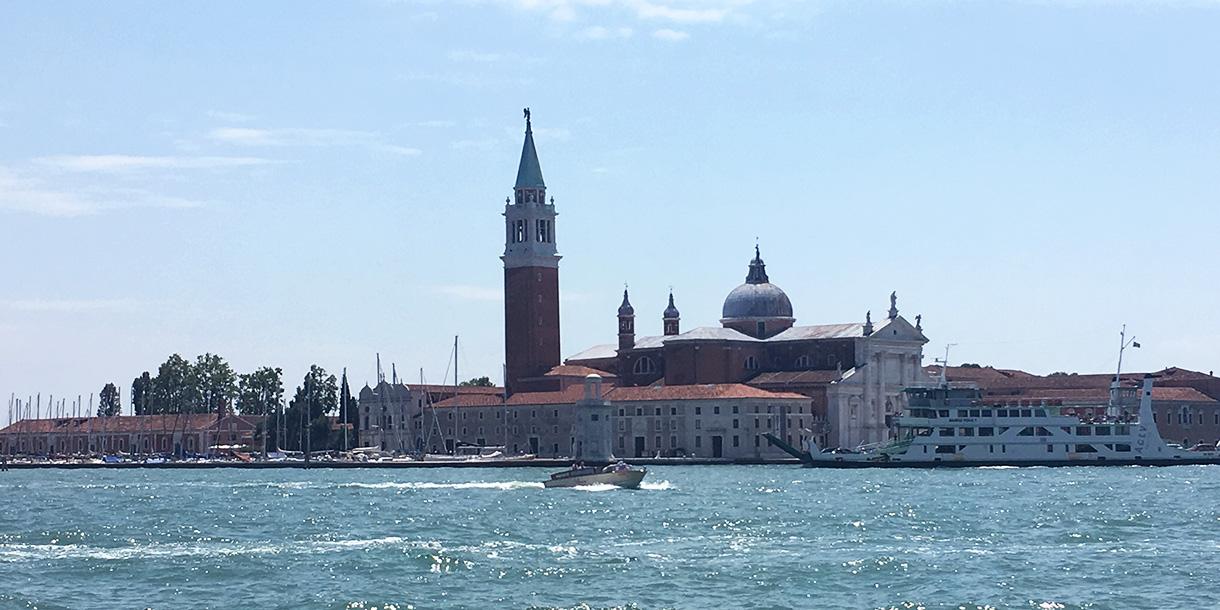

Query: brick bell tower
left=503, top=108, right=561, bottom=394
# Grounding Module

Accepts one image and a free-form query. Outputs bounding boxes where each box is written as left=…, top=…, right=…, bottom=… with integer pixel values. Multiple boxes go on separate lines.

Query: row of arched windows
left=631, top=353, right=842, bottom=375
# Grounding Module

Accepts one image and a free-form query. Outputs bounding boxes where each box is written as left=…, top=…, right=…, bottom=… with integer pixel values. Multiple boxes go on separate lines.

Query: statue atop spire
left=515, top=107, right=545, bottom=189
left=888, top=291, right=899, bottom=320
left=864, top=311, right=874, bottom=336
left=745, top=245, right=770, bottom=284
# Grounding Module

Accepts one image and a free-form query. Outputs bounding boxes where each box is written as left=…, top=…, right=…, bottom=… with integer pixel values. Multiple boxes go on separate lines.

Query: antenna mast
left=1110, top=324, right=1137, bottom=413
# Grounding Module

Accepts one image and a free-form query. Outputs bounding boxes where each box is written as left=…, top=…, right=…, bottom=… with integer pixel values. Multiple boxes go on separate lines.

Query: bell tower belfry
left=503, top=108, right=561, bottom=394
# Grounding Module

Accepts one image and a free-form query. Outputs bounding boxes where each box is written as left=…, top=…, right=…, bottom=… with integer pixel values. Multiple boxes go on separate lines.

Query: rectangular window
left=695, top=436, right=702, bottom=448
left=670, top=435, right=677, bottom=448
left=956, top=410, right=968, bottom=417
left=1021, top=409, right=1033, bottom=418
left=1076, top=426, right=1092, bottom=436
left=636, top=408, right=642, bottom=416
left=982, top=409, right=993, bottom=417
left=655, top=408, right=661, bottom=416
left=1035, top=409, right=1046, bottom=417
left=1095, top=427, right=1111, bottom=436
left=997, top=409, right=1007, bottom=417
left=695, top=407, right=701, bottom=416
left=733, top=435, right=740, bottom=447
left=1075, top=444, right=1098, bottom=453
left=959, top=427, right=974, bottom=436
left=714, top=406, right=721, bottom=415
left=969, top=409, right=980, bottom=417
left=978, top=427, right=994, bottom=436
left=695, top=420, right=701, bottom=430
left=732, top=406, right=739, bottom=414
left=1047, top=444, right=1054, bottom=453
left=935, top=445, right=956, bottom=454
left=671, top=407, right=677, bottom=416
left=939, top=428, right=955, bottom=437
left=733, top=419, right=739, bottom=429
left=1018, top=427, right=1034, bottom=436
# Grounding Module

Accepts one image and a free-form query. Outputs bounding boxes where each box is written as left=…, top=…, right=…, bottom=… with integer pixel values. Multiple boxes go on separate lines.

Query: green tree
left=459, top=376, right=494, bottom=387
left=236, top=366, right=284, bottom=416
left=338, top=369, right=358, bottom=450
left=131, top=372, right=152, bottom=415
left=98, top=383, right=121, bottom=417
left=193, top=353, right=237, bottom=415
left=151, top=354, right=196, bottom=414
left=285, top=365, right=338, bottom=452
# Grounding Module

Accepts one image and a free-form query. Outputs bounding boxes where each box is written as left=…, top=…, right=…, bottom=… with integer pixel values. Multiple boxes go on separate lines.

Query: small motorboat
left=543, top=461, right=647, bottom=489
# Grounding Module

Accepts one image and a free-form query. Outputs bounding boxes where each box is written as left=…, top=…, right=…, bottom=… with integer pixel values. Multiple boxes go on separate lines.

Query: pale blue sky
left=2, top=0, right=1218, bottom=414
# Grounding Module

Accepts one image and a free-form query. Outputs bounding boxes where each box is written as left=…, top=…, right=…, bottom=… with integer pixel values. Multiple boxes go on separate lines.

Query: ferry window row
left=908, top=408, right=1049, bottom=419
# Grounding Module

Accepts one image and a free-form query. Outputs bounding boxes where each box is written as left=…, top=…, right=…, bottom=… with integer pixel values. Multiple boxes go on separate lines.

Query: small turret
left=663, top=291, right=680, bottom=336
left=618, top=288, right=635, bottom=351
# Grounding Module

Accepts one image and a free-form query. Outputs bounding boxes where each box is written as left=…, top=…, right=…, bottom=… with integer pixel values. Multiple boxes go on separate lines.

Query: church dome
left=721, top=247, right=793, bottom=320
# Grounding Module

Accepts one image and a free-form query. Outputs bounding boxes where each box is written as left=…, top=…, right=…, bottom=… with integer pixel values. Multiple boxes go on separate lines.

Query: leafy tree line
left=107, top=353, right=361, bottom=452
left=125, top=353, right=283, bottom=416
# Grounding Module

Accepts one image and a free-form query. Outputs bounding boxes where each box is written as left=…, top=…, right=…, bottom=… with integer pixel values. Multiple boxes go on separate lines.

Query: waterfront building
left=0, top=413, right=263, bottom=456
left=430, top=379, right=809, bottom=459
left=356, top=380, right=503, bottom=452
left=566, top=256, right=930, bottom=449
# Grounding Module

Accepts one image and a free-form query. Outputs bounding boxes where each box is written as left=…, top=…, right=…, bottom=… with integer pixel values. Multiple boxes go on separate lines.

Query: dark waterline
left=2, top=466, right=1218, bottom=609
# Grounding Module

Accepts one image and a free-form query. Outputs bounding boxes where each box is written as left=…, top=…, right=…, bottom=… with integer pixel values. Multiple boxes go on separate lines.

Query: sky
left=2, top=0, right=1219, bottom=418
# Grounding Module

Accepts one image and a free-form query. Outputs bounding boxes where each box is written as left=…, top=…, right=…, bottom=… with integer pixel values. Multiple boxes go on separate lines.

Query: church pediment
left=870, top=316, right=928, bottom=344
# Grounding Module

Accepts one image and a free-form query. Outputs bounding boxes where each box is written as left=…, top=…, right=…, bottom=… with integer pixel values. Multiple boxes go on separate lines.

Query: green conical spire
left=515, top=108, right=546, bottom=189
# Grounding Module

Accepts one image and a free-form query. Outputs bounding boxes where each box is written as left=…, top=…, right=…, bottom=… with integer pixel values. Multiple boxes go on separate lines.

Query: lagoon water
left=2, top=466, right=1218, bottom=609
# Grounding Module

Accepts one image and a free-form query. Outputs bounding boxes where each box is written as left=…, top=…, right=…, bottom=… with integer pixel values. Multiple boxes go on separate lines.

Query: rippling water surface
left=2, top=466, right=1219, bottom=609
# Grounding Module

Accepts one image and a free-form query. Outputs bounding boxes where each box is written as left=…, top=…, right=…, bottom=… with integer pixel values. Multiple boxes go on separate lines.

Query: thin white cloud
left=492, top=0, right=735, bottom=26
left=576, top=25, right=634, bottom=40
left=431, top=285, right=503, bottom=302
left=207, top=127, right=378, bottom=147
left=206, top=110, right=256, bottom=122
left=377, top=144, right=424, bottom=156
left=0, top=168, right=204, bottom=218
left=208, top=126, right=422, bottom=157
left=35, top=155, right=277, bottom=172
left=1, top=298, right=143, bottom=313
left=630, top=0, right=728, bottom=23
left=652, top=28, right=690, bottom=41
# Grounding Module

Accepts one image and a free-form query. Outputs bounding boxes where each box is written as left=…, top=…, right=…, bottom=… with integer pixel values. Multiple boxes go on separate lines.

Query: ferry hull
left=803, top=456, right=1220, bottom=468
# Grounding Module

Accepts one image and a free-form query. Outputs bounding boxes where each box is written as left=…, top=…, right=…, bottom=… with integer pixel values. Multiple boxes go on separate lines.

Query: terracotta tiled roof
left=415, top=384, right=504, bottom=395
left=544, top=365, right=617, bottom=378
left=924, top=365, right=1036, bottom=382
left=982, top=387, right=1215, bottom=404
left=0, top=413, right=264, bottom=436
left=607, top=384, right=808, bottom=401
left=748, top=370, right=844, bottom=385
left=431, top=394, right=505, bottom=409
left=430, top=383, right=809, bottom=408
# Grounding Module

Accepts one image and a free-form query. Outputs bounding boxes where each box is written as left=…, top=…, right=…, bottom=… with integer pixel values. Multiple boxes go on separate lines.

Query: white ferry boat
left=779, top=375, right=1220, bottom=468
